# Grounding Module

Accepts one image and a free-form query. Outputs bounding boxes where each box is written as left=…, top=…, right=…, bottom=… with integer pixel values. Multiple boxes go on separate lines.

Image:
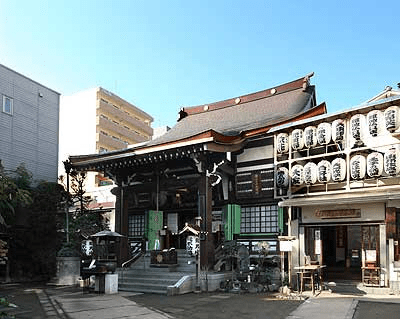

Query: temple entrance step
left=117, top=268, right=194, bottom=294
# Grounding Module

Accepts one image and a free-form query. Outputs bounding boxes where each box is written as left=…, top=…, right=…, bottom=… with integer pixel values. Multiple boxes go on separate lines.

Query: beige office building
left=59, top=87, right=153, bottom=229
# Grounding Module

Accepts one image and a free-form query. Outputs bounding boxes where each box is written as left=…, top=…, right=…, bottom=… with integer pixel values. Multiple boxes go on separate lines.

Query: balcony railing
left=97, top=99, right=153, bottom=136
left=97, top=132, right=127, bottom=150
left=97, top=116, right=148, bottom=144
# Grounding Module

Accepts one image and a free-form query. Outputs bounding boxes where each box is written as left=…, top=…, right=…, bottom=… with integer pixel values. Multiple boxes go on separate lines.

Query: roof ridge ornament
left=303, top=72, right=314, bottom=91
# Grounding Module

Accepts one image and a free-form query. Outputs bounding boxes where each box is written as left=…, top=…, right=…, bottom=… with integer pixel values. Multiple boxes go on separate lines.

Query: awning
left=278, top=188, right=400, bottom=207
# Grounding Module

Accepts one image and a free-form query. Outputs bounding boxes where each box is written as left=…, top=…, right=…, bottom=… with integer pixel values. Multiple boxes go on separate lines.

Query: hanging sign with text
left=315, top=209, right=361, bottom=219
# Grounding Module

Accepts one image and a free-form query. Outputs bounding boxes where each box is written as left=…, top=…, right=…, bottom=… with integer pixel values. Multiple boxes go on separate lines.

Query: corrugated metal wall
left=0, top=64, right=60, bottom=183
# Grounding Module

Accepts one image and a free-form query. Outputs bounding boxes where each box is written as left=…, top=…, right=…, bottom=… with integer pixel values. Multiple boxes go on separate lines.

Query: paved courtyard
left=3, top=283, right=400, bottom=318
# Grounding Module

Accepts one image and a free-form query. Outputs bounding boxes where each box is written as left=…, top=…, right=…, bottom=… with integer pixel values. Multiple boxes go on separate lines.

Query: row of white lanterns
left=277, top=106, right=400, bottom=153
left=276, top=148, right=400, bottom=188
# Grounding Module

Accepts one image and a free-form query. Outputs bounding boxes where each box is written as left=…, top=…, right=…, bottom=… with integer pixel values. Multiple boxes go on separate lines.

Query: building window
left=241, top=205, right=279, bottom=234
left=3, top=96, right=13, bottom=115
left=128, top=214, right=145, bottom=237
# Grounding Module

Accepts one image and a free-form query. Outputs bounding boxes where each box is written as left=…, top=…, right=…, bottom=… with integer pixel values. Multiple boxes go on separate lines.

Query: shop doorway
left=305, top=225, right=364, bottom=281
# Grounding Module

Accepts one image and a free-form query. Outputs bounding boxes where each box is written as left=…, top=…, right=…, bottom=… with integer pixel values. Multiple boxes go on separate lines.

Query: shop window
left=241, top=205, right=279, bottom=234
left=128, top=214, right=145, bottom=237
left=361, top=225, right=379, bottom=266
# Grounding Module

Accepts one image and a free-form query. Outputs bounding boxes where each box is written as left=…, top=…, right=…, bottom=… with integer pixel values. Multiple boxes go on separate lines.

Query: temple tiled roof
left=148, top=73, right=317, bottom=146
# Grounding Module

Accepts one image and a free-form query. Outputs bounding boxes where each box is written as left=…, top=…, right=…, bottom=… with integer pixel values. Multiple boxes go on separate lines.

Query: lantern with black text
left=384, top=106, right=400, bottom=132
left=276, top=133, right=289, bottom=153
left=331, top=158, right=346, bottom=182
left=317, top=122, right=332, bottom=145
left=291, top=164, right=304, bottom=185
left=276, top=167, right=289, bottom=189
left=292, top=129, right=304, bottom=150
left=304, top=162, right=317, bottom=184
left=304, top=126, right=317, bottom=148
left=367, top=110, right=383, bottom=137
left=350, top=155, right=366, bottom=180
left=350, top=114, right=366, bottom=142
left=367, top=152, right=383, bottom=177
left=332, top=119, right=345, bottom=143
left=384, top=147, right=400, bottom=176
left=317, top=160, right=331, bottom=183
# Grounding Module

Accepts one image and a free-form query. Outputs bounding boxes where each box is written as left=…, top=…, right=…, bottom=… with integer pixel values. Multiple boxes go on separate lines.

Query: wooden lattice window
left=128, top=214, right=145, bottom=237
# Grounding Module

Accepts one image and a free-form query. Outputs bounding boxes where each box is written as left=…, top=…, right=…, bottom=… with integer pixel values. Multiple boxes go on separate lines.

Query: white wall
left=58, top=88, right=98, bottom=177
left=236, top=145, right=273, bottom=172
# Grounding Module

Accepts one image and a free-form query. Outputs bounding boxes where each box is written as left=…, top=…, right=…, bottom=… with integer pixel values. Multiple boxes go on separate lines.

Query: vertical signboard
left=146, top=210, right=163, bottom=251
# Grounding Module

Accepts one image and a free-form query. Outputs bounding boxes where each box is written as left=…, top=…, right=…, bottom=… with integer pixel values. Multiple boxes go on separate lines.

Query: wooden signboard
left=315, top=209, right=361, bottom=219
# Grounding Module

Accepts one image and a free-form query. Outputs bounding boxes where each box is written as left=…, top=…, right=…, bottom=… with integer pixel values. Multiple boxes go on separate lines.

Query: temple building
left=66, top=73, right=326, bottom=293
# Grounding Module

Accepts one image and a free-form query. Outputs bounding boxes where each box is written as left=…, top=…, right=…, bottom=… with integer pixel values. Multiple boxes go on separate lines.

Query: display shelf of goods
left=331, top=158, right=346, bottom=182
left=384, top=147, right=400, bottom=176
left=384, top=106, right=400, bottom=132
left=277, top=133, right=289, bottom=153
left=317, top=122, right=332, bottom=145
left=350, top=114, right=366, bottom=142
left=332, top=119, right=345, bottom=143
left=304, top=126, right=317, bottom=148
left=291, top=164, right=304, bottom=185
left=317, top=160, right=331, bottom=183
left=350, top=155, right=366, bottom=180
left=367, top=110, right=383, bottom=137
left=276, top=167, right=289, bottom=189
left=304, top=162, right=317, bottom=184
left=367, top=152, right=383, bottom=177
left=292, top=129, right=304, bottom=150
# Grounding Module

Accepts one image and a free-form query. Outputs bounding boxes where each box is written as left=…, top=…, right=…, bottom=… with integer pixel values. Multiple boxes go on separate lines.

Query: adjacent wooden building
left=272, top=86, right=400, bottom=289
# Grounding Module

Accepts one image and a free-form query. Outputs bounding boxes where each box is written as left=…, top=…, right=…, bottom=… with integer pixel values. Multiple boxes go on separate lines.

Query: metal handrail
left=122, top=251, right=143, bottom=268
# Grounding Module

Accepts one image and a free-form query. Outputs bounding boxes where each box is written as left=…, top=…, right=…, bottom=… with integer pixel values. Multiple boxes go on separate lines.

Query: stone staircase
left=117, top=249, right=196, bottom=294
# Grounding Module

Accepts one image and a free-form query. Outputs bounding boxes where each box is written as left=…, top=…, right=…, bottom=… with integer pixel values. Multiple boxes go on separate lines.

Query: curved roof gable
left=148, top=72, right=317, bottom=146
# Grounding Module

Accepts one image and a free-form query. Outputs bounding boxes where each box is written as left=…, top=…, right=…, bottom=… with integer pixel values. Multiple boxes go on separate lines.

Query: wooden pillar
left=115, top=186, right=129, bottom=266
left=198, top=173, right=214, bottom=269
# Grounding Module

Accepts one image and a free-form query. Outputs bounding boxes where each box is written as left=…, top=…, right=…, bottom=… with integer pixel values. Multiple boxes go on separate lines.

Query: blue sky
left=1, top=0, right=399, bottom=128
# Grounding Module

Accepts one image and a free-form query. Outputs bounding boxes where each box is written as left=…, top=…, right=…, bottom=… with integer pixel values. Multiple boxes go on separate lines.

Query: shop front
left=299, top=202, right=386, bottom=286
left=272, top=92, right=400, bottom=290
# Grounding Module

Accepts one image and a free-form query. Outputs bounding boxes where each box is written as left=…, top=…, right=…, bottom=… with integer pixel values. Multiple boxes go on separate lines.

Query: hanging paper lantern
left=332, top=119, right=345, bottom=142
left=367, top=152, right=383, bottom=177
left=276, top=167, right=289, bottom=188
left=304, top=162, right=317, bottom=184
left=384, top=106, right=400, bottom=132
left=350, top=155, right=366, bottom=180
left=276, top=133, right=289, bottom=153
left=331, top=158, right=346, bottom=182
left=304, top=126, right=317, bottom=148
left=292, top=129, right=304, bottom=150
left=317, top=122, right=332, bottom=145
left=367, top=110, right=383, bottom=137
left=384, top=147, right=400, bottom=175
left=350, top=114, right=366, bottom=142
left=291, top=164, right=304, bottom=185
left=317, top=160, right=331, bottom=183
